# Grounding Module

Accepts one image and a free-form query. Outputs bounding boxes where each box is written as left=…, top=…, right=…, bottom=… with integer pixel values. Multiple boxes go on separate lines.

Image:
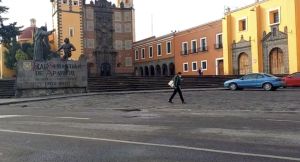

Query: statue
left=57, top=38, right=76, bottom=61
left=33, top=26, right=55, bottom=61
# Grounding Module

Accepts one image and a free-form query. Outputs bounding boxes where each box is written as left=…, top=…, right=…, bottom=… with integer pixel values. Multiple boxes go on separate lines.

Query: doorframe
left=215, top=57, right=224, bottom=75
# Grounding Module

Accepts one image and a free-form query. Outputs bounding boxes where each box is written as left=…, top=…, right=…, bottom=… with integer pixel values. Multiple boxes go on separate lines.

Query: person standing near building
left=198, top=67, right=203, bottom=78
left=168, top=72, right=186, bottom=104
left=57, top=38, right=76, bottom=61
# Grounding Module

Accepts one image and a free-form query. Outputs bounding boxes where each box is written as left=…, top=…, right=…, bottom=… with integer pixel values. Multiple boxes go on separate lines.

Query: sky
left=2, top=0, right=257, bottom=41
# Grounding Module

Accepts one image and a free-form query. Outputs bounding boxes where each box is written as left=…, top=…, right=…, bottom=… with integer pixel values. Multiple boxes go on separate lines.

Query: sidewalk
left=0, top=88, right=225, bottom=106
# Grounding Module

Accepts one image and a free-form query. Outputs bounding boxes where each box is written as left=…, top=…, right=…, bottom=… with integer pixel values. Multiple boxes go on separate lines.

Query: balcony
left=214, top=43, right=223, bottom=49
left=199, top=46, right=208, bottom=52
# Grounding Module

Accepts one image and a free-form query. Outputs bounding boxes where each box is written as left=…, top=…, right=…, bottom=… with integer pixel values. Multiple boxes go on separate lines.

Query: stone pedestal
left=16, top=60, right=88, bottom=98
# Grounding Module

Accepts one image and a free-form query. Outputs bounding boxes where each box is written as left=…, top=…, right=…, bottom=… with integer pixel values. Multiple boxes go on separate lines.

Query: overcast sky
left=3, top=0, right=256, bottom=41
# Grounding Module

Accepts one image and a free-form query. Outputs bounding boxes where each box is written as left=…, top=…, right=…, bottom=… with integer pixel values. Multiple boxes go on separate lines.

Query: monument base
left=16, top=87, right=87, bottom=98
left=16, top=60, right=88, bottom=98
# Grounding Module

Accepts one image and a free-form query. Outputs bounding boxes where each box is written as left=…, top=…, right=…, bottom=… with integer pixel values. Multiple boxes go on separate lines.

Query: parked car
left=282, top=72, right=300, bottom=87
left=224, top=73, right=284, bottom=91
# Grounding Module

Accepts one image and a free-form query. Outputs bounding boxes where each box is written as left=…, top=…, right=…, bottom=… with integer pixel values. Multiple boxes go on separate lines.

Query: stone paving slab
left=0, top=88, right=225, bottom=106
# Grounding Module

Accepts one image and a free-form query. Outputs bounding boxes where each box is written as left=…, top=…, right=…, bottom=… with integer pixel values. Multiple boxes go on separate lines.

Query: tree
left=4, top=38, right=19, bottom=69
left=15, top=49, right=28, bottom=61
left=0, top=1, right=22, bottom=70
left=21, top=42, right=34, bottom=60
left=0, top=1, right=22, bottom=48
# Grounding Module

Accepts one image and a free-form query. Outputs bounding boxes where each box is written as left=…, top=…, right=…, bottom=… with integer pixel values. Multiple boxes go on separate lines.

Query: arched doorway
left=156, top=65, right=161, bottom=76
left=162, top=64, right=168, bottom=76
left=139, top=67, right=144, bottom=76
left=238, top=53, right=250, bottom=75
left=269, top=48, right=284, bottom=74
left=169, top=63, right=175, bottom=76
left=144, top=66, right=149, bottom=76
left=101, top=63, right=111, bottom=76
left=150, top=65, right=155, bottom=76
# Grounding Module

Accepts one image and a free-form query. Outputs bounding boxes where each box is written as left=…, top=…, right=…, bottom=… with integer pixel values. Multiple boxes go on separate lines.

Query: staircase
left=88, top=76, right=235, bottom=92
left=0, top=79, right=16, bottom=98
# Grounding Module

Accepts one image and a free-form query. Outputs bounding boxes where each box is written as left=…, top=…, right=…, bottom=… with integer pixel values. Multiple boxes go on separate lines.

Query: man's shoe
left=168, top=100, right=173, bottom=103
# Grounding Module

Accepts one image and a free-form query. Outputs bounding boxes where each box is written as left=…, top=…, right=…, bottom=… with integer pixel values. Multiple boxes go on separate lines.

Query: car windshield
left=264, top=74, right=276, bottom=78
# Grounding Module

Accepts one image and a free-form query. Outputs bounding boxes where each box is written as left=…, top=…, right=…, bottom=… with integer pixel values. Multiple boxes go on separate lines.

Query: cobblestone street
left=0, top=89, right=300, bottom=162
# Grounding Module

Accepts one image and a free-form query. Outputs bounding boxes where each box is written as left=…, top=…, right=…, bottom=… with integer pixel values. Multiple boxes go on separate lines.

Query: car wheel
left=263, top=83, right=273, bottom=91
left=229, top=83, right=238, bottom=91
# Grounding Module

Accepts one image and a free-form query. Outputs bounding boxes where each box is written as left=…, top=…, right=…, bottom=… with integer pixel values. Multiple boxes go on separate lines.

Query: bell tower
left=51, top=0, right=84, bottom=60
left=116, top=0, right=133, bottom=8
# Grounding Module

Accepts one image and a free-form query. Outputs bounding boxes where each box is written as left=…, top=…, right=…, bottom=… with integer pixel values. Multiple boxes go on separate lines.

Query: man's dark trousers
left=169, top=86, right=184, bottom=103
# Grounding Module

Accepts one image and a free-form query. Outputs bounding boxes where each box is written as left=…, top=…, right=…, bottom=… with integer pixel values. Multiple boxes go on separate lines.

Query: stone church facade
left=83, top=0, right=135, bottom=76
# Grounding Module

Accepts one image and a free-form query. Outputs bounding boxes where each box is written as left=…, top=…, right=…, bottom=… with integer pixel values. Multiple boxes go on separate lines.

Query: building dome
left=19, top=26, right=36, bottom=40
left=18, top=19, right=37, bottom=43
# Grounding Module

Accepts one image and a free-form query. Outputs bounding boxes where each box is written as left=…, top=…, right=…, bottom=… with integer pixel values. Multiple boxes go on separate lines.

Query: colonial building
left=175, top=20, right=223, bottom=76
left=223, top=0, right=300, bottom=75
left=133, top=34, right=175, bottom=77
left=133, top=20, right=223, bottom=77
left=51, top=0, right=135, bottom=76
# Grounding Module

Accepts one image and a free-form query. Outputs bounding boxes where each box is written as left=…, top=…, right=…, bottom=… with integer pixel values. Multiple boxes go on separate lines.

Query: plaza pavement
left=0, top=88, right=299, bottom=162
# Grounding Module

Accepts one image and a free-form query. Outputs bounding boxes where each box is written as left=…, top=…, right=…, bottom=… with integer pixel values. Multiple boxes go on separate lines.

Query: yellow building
left=223, top=0, right=300, bottom=75
left=0, top=45, right=16, bottom=78
left=51, top=0, right=84, bottom=60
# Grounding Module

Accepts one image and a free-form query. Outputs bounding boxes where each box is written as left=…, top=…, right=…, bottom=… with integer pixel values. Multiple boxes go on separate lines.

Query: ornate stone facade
left=93, top=0, right=117, bottom=76
left=232, top=36, right=252, bottom=75
left=262, top=25, right=289, bottom=74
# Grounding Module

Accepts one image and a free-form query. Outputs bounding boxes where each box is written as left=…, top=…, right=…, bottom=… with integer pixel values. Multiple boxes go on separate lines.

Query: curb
left=0, top=88, right=225, bottom=106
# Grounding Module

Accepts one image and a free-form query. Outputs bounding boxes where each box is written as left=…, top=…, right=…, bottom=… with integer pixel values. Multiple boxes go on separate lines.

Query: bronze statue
left=33, top=26, right=55, bottom=61
left=57, top=38, right=76, bottom=61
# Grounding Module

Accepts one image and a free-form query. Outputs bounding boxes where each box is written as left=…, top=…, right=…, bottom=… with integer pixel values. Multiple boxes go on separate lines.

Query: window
left=114, top=12, right=122, bottom=21
left=215, top=33, right=223, bottom=49
left=124, top=23, right=132, bottom=32
left=191, top=40, right=197, bottom=53
left=238, top=18, right=247, bottom=31
left=166, top=41, right=172, bottom=54
left=157, top=44, right=162, bottom=56
left=200, top=38, right=207, bottom=52
left=73, top=0, right=79, bottom=5
left=201, top=60, right=207, bottom=70
left=149, top=46, right=153, bottom=58
left=124, top=40, right=132, bottom=50
left=183, top=63, right=189, bottom=72
left=114, top=23, right=122, bottom=33
left=125, top=57, right=132, bottom=67
left=114, top=40, right=123, bottom=50
left=182, top=42, right=188, bottom=55
left=269, top=8, right=280, bottom=25
left=135, top=50, right=139, bottom=60
left=192, top=62, right=198, bottom=71
left=69, top=27, right=74, bottom=37
left=141, top=48, right=145, bottom=59
left=86, top=21, right=94, bottom=31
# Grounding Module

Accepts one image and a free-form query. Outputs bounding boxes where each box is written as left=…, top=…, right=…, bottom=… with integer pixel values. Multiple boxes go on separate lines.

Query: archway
left=150, top=65, right=155, bottom=76
left=144, top=66, right=149, bottom=77
left=139, top=67, right=144, bottom=76
left=162, top=64, right=168, bottom=76
left=269, top=48, right=284, bottom=74
left=101, top=63, right=111, bottom=76
left=169, top=63, right=175, bottom=76
left=238, top=53, right=250, bottom=75
left=156, top=65, right=162, bottom=76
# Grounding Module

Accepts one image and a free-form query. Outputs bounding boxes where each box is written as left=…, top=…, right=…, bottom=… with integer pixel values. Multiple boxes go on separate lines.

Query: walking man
left=168, top=72, right=186, bottom=104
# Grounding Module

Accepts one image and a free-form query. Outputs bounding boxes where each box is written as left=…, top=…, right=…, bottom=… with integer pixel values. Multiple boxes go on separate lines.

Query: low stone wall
left=16, top=60, right=87, bottom=97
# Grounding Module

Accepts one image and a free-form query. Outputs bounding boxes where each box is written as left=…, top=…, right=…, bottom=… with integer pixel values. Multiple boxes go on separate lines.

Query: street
left=0, top=89, right=300, bottom=162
